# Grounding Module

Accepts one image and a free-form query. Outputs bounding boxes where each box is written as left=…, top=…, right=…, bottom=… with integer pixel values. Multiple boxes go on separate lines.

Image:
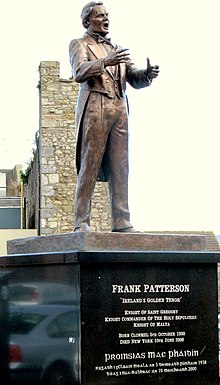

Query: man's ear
left=85, top=20, right=90, bottom=28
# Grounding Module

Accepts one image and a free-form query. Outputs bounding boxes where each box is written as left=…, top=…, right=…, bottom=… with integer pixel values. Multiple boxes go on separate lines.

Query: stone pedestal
left=1, top=232, right=220, bottom=385
left=7, top=232, right=206, bottom=254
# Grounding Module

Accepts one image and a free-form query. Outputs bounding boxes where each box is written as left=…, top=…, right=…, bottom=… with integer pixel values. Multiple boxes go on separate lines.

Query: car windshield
left=10, top=312, right=46, bottom=334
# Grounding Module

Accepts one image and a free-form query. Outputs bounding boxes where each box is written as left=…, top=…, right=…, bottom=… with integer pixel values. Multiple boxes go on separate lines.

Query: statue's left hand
left=145, top=57, right=160, bottom=79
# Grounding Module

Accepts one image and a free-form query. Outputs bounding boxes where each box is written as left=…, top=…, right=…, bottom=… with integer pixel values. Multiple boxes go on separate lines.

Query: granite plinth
left=7, top=232, right=206, bottom=255
left=2, top=233, right=220, bottom=385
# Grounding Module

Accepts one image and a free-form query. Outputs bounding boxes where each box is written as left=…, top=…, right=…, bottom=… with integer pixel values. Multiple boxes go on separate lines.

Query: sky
left=1, top=0, right=220, bottom=234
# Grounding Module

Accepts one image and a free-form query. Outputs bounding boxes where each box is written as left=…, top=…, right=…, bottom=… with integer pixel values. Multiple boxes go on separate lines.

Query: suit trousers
left=74, top=92, right=132, bottom=230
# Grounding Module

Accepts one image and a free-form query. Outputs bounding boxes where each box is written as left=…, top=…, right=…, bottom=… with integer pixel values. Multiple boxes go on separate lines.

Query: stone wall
left=23, top=150, right=39, bottom=230
left=0, top=165, right=22, bottom=197
left=35, top=61, right=111, bottom=235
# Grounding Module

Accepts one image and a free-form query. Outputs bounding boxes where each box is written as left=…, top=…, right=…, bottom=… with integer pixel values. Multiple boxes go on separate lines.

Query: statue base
left=1, top=232, right=219, bottom=385
left=7, top=231, right=206, bottom=255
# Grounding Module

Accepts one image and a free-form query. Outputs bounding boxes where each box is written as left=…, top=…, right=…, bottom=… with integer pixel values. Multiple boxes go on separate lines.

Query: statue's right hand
left=103, top=47, right=130, bottom=67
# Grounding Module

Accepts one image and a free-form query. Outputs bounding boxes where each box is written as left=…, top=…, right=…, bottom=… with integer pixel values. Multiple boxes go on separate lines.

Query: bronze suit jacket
left=69, top=33, right=152, bottom=180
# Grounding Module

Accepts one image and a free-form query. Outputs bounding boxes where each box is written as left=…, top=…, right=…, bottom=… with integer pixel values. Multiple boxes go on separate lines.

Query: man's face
left=88, top=5, right=109, bottom=36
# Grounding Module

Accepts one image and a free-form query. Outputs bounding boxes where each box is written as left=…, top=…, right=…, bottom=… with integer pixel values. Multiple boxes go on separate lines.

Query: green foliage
left=36, top=81, right=41, bottom=90
left=20, top=145, right=37, bottom=185
left=20, top=163, right=32, bottom=185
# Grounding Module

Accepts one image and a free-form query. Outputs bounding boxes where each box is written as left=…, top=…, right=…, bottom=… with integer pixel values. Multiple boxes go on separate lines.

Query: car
left=9, top=304, right=80, bottom=385
left=8, top=282, right=78, bottom=306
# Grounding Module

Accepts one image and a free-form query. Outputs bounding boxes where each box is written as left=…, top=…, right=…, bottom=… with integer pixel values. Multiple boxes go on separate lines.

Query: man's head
left=81, top=1, right=109, bottom=36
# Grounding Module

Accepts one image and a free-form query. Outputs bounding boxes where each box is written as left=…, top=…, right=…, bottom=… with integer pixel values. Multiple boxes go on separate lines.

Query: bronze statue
left=69, top=1, right=159, bottom=233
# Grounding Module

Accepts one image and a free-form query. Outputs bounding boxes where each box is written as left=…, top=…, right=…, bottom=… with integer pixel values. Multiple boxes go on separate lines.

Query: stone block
left=7, top=232, right=206, bottom=255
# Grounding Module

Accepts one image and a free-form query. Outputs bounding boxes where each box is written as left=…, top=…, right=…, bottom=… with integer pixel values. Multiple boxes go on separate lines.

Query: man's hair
left=81, top=1, right=104, bottom=28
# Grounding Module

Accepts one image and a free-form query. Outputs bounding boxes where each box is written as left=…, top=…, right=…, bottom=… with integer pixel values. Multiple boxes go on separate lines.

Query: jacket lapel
left=84, top=34, right=104, bottom=59
left=84, top=34, right=114, bottom=79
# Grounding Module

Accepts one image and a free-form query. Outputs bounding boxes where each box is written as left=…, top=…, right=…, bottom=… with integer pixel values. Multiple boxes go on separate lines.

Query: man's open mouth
left=103, top=21, right=109, bottom=29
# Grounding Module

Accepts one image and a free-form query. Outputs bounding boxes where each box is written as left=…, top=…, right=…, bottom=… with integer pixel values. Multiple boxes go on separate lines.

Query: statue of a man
left=69, top=1, right=159, bottom=233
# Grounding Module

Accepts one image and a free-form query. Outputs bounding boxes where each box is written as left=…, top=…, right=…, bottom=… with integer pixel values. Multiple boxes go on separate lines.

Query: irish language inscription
left=81, top=263, right=218, bottom=385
